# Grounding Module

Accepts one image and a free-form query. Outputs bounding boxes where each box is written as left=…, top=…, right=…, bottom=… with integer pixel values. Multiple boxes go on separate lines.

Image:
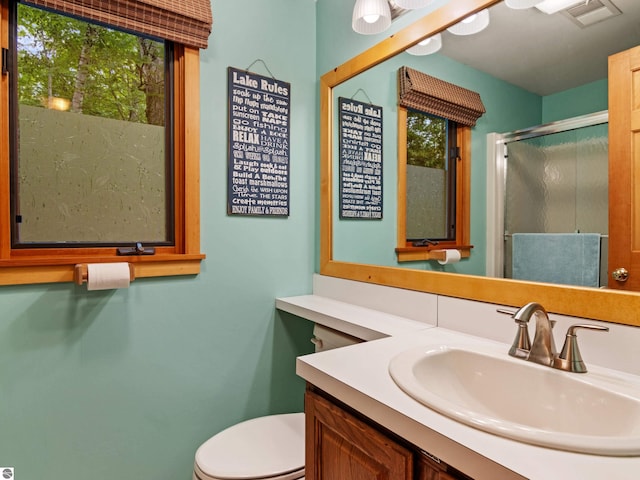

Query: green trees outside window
left=405, top=110, right=457, bottom=241
left=16, top=3, right=165, bottom=124
left=12, top=3, right=172, bottom=246
left=406, top=110, right=446, bottom=169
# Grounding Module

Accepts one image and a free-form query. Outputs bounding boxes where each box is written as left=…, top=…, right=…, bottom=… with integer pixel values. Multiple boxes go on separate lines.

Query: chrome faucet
left=499, top=302, right=609, bottom=373
left=513, top=302, right=557, bottom=366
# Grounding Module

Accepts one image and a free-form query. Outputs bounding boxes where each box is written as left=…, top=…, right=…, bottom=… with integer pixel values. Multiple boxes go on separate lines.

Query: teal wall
left=542, top=78, right=608, bottom=123
left=0, top=1, right=316, bottom=479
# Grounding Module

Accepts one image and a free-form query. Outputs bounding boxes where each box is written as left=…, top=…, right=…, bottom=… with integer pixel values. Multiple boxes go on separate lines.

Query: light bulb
left=406, top=33, right=442, bottom=55
left=447, top=9, right=490, bottom=35
left=462, top=14, right=478, bottom=24
left=352, top=0, right=392, bottom=35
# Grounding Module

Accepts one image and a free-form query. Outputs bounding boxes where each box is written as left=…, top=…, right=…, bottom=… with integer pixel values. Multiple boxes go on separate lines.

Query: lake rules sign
left=339, top=97, right=383, bottom=219
left=227, top=67, right=290, bottom=216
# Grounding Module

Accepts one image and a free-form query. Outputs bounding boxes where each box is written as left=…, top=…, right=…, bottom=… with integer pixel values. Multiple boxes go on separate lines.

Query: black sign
left=339, top=97, right=383, bottom=219
left=227, top=67, right=290, bottom=216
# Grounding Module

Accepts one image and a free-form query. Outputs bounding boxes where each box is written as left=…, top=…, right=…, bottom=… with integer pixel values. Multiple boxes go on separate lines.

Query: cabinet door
left=305, top=390, right=413, bottom=480
left=416, top=454, right=463, bottom=480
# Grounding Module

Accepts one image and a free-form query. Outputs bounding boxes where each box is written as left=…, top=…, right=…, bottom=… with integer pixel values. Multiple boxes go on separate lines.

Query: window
left=12, top=3, right=172, bottom=247
left=395, top=66, right=482, bottom=262
left=405, top=110, right=457, bottom=242
left=0, top=0, right=210, bottom=285
left=396, top=107, right=471, bottom=262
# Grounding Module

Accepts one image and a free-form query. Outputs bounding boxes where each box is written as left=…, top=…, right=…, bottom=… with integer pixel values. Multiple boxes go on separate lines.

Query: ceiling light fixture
left=352, top=0, right=392, bottom=35
left=535, top=0, right=587, bottom=14
left=406, top=33, right=442, bottom=55
left=447, top=9, right=490, bottom=35
left=505, top=0, right=544, bottom=9
left=394, top=0, right=435, bottom=9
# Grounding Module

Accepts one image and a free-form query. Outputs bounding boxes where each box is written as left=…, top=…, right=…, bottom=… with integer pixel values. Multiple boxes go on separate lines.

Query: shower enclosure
left=487, top=112, right=609, bottom=287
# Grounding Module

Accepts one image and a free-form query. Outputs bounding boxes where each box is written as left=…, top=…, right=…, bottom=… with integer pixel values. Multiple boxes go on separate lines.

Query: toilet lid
left=195, top=413, right=305, bottom=479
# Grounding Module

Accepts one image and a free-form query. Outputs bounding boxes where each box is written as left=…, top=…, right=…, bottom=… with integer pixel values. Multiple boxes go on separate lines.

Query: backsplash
left=313, top=274, right=640, bottom=376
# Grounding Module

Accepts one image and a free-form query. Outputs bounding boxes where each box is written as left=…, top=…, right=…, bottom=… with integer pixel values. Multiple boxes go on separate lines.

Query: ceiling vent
left=563, top=0, right=621, bottom=28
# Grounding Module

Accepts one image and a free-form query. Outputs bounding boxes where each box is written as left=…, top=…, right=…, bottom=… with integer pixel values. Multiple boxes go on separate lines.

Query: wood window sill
left=0, top=253, right=205, bottom=286
left=395, top=245, right=472, bottom=263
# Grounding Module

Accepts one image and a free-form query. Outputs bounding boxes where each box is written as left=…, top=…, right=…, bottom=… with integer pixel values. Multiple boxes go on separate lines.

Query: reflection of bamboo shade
left=25, top=0, right=213, bottom=49
left=398, top=66, right=486, bottom=126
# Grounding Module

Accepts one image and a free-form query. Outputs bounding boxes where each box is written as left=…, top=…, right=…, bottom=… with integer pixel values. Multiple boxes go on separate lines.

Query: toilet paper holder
left=74, top=263, right=136, bottom=286
left=429, top=249, right=462, bottom=265
left=430, top=250, right=446, bottom=261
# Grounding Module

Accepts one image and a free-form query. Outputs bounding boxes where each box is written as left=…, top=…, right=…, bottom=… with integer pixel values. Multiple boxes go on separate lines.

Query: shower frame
left=485, top=110, right=609, bottom=279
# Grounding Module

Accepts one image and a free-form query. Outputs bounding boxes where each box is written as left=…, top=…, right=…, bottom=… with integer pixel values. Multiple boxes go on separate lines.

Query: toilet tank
left=311, top=324, right=363, bottom=352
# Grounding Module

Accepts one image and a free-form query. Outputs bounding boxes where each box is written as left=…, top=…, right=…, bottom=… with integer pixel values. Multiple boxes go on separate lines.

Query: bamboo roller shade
left=25, top=0, right=213, bottom=48
left=398, top=66, right=486, bottom=126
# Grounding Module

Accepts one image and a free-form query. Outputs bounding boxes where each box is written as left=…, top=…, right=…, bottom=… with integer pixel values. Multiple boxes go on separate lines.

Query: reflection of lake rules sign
left=227, top=67, right=290, bottom=216
left=339, top=97, right=383, bottom=219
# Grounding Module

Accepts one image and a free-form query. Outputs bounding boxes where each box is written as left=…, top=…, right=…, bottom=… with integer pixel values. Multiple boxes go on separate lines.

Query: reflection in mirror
left=397, top=66, right=483, bottom=262
left=332, top=0, right=640, bottom=285
left=405, top=110, right=454, bottom=241
left=320, top=0, right=640, bottom=325
left=501, top=117, right=609, bottom=287
left=333, top=1, right=542, bottom=275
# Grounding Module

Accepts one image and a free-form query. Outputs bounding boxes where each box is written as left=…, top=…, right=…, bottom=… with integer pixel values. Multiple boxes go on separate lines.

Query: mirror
left=320, top=0, right=640, bottom=325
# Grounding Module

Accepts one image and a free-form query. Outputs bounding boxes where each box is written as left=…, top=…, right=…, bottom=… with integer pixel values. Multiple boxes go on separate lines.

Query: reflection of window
left=13, top=3, right=171, bottom=246
left=396, top=66, right=483, bottom=262
left=0, top=0, right=211, bottom=285
left=405, top=111, right=457, bottom=241
left=396, top=107, right=471, bottom=262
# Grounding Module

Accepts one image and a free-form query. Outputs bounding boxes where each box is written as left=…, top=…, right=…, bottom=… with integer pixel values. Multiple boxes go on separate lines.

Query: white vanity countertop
left=296, top=327, right=640, bottom=480
left=276, top=294, right=435, bottom=340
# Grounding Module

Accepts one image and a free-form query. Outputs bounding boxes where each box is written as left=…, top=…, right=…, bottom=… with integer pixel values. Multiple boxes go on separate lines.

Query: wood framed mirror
left=319, top=0, right=640, bottom=325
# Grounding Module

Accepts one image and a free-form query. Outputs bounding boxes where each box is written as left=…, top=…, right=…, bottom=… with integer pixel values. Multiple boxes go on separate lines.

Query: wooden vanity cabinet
left=305, top=387, right=473, bottom=480
left=305, top=388, right=413, bottom=479
left=416, top=454, right=466, bottom=480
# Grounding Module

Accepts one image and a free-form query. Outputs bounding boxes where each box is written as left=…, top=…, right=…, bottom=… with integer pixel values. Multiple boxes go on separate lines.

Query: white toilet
left=193, top=324, right=362, bottom=480
left=193, top=412, right=305, bottom=480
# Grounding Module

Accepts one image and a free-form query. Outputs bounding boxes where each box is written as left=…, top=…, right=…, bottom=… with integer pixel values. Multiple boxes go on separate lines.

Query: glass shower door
left=504, top=123, right=608, bottom=286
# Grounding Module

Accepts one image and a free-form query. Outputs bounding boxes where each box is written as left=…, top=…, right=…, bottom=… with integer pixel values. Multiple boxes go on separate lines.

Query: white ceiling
left=435, top=0, right=640, bottom=96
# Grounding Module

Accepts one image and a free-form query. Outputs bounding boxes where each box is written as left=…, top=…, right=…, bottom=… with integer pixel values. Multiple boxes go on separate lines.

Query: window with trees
left=396, top=106, right=472, bottom=262
left=0, top=0, right=211, bottom=285
left=13, top=3, right=171, bottom=246
left=396, top=66, right=481, bottom=262
left=405, top=110, right=457, bottom=242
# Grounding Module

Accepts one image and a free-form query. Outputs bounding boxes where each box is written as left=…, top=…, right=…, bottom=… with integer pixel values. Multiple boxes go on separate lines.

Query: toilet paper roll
left=437, top=249, right=461, bottom=265
left=87, top=263, right=131, bottom=290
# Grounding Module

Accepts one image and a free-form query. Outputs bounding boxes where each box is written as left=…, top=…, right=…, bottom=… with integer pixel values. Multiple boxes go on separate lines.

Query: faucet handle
left=509, top=320, right=532, bottom=358
left=497, top=308, right=531, bottom=358
left=554, top=324, right=609, bottom=373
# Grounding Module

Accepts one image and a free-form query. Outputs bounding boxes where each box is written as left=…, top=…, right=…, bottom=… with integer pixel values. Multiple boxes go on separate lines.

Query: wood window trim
left=0, top=4, right=204, bottom=286
left=396, top=106, right=471, bottom=263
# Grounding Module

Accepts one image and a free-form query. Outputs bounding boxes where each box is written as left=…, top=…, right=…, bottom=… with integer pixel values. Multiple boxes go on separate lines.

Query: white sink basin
left=388, top=343, right=640, bottom=456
